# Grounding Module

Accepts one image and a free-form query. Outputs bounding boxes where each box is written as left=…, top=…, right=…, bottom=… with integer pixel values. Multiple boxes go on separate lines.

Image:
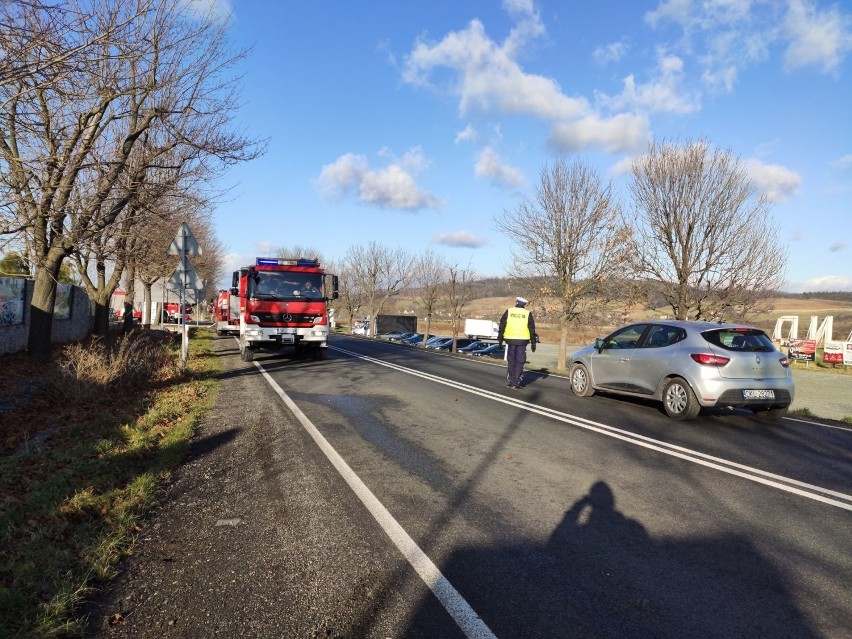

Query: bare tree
left=413, top=249, right=446, bottom=340
left=275, top=245, right=325, bottom=263
left=442, top=262, right=475, bottom=350
left=628, top=139, right=787, bottom=322
left=344, top=242, right=415, bottom=337
left=333, top=261, right=363, bottom=334
left=0, top=0, right=262, bottom=359
left=496, top=158, right=633, bottom=369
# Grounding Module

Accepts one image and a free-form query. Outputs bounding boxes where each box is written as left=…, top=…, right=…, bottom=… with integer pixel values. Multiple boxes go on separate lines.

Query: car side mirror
left=594, top=338, right=605, bottom=351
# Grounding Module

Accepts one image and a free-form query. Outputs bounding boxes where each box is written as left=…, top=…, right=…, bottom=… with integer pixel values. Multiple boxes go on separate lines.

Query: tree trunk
left=92, top=292, right=112, bottom=336
left=122, top=263, right=136, bottom=333
left=558, top=313, right=568, bottom=371
left=142, top=281, right=153, bottom=329
left=27, top=257, right=64, bottom=361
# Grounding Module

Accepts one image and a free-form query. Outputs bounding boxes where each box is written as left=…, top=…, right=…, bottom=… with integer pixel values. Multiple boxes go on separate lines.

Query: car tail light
left=690, top=353, right=730, bottom=366
left=779, top=356, right=790, bottom=368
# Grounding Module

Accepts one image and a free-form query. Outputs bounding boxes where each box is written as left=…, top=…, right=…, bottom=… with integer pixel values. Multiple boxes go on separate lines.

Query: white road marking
left=331, top=345, right=852, bottom=512
left=252, top=359, right=498, bottom=639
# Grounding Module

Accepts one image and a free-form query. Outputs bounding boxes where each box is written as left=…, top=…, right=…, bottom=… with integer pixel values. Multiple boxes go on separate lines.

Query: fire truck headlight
left=249, top=314, right=261, bottom=323
left=312, top=316, right=324, bottom=324
left=246, top=328, right=263, bottom=337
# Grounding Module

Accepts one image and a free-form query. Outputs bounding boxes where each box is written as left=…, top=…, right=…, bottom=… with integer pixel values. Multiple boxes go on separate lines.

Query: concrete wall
left=0, top=278, right=93, bottom=355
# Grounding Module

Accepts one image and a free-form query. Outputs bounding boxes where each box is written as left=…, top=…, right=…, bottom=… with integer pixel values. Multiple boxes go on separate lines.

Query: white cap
left=516, top=296, right=528, bottom=305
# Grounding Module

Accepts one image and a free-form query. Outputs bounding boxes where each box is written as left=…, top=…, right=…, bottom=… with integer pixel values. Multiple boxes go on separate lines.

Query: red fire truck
left=231, top=257, right=338, bottom=362
left=214, top=290, right=239, bottom=335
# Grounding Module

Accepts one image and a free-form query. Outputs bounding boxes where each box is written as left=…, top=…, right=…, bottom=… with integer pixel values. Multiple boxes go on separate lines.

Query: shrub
left=59, top=332, right=176, bottom=400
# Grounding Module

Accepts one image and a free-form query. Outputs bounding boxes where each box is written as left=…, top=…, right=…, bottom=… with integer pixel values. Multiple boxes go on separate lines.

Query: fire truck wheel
left=240, top=344, right=254, bottom=362
left=313, top=347, right=327, bottom=361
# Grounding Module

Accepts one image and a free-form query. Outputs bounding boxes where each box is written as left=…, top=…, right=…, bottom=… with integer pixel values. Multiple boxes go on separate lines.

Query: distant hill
left=774, top=291, right=852, bottom=303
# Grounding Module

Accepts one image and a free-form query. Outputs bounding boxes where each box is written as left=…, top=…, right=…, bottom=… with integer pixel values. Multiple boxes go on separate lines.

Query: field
left=358, top=295, right=852, bottom=346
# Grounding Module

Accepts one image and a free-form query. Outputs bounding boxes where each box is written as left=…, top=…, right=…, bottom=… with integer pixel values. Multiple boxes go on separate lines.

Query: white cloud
left=475, top=147, right=524, bottom=189
left=784, top=0, right=852, bottom=73
left=644, top=0, right=852, bottom=96
left=599, top=50, right=700, bottom=114
left=785, top=274, right=852, bottom=292
left=594, top=41, right=628, bottom=65
left=359, top=165, right=439, bottom=209
left=502, top=0, right=535, bottom=16
left=315, top=153, right=369, bottom=201
left=744, top=158, right=802, bottom=203
left=832, top=154, right=852, bottom=171
left=829, top=241, right=848, bottom=252
left=609, top=156, right=636, bottom=176
left=403, top=19, right=586, bottom=121
left=549, top=113, right=651, bottom=154
left=455, top=124, right=479, bottom=144
left=186, top=0, right=233, bottom=20
left=431, top=231, right=488, bottom=248
left=315, top=149, right=440, bottom=211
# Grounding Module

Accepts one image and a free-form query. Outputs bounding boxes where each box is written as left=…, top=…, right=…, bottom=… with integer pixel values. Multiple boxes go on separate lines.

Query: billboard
left=824, top=341, right=852, bottom=366
left=789, top=339, right=816, bottom=362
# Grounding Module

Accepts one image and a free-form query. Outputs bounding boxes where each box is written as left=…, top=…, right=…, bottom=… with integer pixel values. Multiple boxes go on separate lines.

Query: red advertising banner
left=789, top=339, right=816, bottom=361
left=823, top=341, right=844, bottom=364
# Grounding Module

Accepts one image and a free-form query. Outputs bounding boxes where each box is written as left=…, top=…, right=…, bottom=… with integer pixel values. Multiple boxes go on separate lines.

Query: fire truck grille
left=255, top=312, right=316, bottom=324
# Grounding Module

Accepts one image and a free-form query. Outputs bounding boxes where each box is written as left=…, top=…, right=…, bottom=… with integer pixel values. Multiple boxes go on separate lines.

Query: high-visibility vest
left=504, top=307, right=530, bottom=340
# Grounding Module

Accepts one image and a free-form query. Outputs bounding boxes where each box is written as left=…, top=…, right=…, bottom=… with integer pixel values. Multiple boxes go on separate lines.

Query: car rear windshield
left=702, top=328, right=776, bottom=352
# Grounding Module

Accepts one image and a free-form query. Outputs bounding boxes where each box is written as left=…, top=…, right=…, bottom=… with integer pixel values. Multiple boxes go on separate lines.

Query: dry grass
left=0, top=329, right=220, bottom=637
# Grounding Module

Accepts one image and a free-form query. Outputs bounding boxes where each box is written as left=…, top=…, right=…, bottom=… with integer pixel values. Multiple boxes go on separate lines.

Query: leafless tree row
left=497, top=140, right=787, bottom=367
left=330, top=243, right=476, bottom=348
left=0, top=0, right=263, bottom=359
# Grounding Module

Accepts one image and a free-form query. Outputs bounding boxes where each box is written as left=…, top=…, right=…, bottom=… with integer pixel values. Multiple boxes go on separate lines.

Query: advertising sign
left=824, top=341, right=844, bottom=364
left=0, top=276, right=26, bottom=325
left=846, top=342, right=852, bottom=366
left=789, top=339, right=816, bottom=362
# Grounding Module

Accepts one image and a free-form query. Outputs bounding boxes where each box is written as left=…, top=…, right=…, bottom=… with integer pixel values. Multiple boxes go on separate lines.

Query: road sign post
left=167, top=223, right=202, bottom=366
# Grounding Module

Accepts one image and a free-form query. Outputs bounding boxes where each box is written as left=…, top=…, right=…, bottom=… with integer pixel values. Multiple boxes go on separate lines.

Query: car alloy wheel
left=662, top=377, right=700, bottom=420
left=570, top=363, right=595, bottom=397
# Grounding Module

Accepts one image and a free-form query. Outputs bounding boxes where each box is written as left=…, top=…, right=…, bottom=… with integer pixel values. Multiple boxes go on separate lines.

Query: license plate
left=280, top=334, right=294, bottom=344
left=743, top=389, right=775, bottom=400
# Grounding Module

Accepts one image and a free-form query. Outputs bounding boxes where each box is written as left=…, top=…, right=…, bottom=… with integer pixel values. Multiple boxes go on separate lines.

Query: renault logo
left=755, top=355, right=761, bottom=364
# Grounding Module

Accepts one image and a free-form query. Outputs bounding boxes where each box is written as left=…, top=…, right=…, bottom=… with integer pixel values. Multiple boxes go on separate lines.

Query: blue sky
left=206, top=0, right=852, bottom=293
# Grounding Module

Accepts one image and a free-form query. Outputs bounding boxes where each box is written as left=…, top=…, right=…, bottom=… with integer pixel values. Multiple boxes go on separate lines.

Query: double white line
left=332, top=345, right=852, bottom=512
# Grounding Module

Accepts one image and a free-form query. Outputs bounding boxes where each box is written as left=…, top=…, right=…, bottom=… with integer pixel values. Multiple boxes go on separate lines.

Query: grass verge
left=0, top=329, right=221, bottom=638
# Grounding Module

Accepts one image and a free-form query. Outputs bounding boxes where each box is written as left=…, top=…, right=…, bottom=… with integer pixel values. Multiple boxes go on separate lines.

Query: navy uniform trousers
left=506, top=341, right=529, bottom=386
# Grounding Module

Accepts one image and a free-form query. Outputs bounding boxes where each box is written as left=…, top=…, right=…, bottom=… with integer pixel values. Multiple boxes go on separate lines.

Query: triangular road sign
left=167, top=222, right=202, bottom=256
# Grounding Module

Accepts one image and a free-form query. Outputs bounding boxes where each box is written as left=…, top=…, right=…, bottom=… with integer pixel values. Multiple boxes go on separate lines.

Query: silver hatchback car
left=569, top=320, right=795, bottom=421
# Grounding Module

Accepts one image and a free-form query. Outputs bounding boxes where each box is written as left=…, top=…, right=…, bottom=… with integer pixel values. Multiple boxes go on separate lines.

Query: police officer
left=498, top=296, right=536, bottom=388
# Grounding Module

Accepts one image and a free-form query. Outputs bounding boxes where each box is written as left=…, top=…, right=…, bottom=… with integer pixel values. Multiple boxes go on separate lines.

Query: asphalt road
left=87, top=333, right=852, bottom=638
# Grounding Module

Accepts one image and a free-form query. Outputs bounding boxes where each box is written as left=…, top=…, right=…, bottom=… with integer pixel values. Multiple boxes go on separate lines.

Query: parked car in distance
left=432, top=338, right=480, bottom=351
left=457, top=340, right=489, bottom=353
left=387, top=331, right=417, bottom=342
left=377, top=330, right=406, bottom=341
left=424, top=337, right=454, bottom=349
left=417, top=335, right=447, bottom=348
left=568, top=320, right=794, bottom=421
left=469, top=343, right=506, bottom=358
left=400, top=333, right=434, bottom=346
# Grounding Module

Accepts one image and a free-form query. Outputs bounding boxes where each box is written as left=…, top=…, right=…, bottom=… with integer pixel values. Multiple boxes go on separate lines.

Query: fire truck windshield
left=250, top=272, right=324, bottom=301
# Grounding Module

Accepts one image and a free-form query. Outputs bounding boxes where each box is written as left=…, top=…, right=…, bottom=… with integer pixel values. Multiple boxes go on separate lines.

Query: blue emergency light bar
left=255, top=257, right=320, bottom=267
